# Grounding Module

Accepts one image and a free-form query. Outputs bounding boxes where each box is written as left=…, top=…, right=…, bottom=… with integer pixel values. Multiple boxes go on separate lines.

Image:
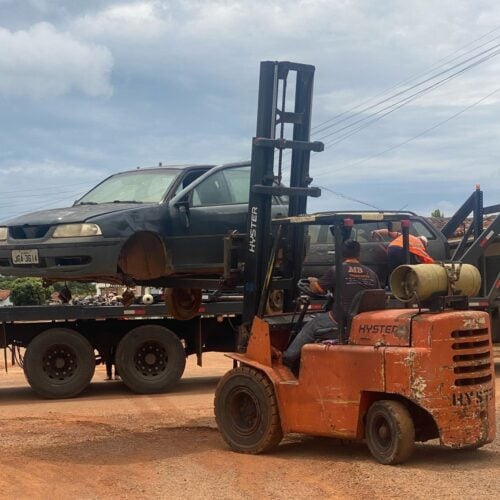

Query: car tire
left=24, top=328, right=95, bottom=399
left=115, top=324, right=186, bottom=394
left=214, top=366, right=283, bottom=454
left=164, top=287, right=202, bottom=320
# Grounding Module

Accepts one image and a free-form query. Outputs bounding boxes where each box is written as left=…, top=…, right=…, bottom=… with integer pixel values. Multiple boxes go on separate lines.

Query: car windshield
left=77, top=170, right=180, bottom=204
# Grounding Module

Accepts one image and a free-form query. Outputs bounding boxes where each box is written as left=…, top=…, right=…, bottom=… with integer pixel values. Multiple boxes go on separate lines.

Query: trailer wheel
left=365, top=400, right=415, bottom=465
left=116, top=324, right=186, bottom=394
left=24, top=328, right=95, bottom=399
left=214, top=366, right=282, bottom=454
left=164, top=287, right=202, bottom=320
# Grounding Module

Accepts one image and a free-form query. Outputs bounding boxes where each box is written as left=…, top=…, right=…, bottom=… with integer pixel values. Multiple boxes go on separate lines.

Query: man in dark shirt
left=282, top=240, right=380, bottom=372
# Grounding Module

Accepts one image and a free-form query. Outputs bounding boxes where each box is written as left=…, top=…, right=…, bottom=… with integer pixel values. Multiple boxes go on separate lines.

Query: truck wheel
left=365, top=400, right=415, bottom=465
left=214, top=366, right=282, bottom=454
left=115, top=325, right=186, bottom=394
left=164, top=287, right=202, bottom=320
left=24, top=328, right=95, bottom=399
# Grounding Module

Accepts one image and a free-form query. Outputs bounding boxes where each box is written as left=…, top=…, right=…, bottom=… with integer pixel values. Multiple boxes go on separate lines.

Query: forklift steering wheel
left=297, top=279, right=326, bottom=299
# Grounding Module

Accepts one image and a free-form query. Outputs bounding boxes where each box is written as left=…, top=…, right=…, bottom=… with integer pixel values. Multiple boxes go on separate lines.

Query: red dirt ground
left=0, top=354, right=498, bottom=499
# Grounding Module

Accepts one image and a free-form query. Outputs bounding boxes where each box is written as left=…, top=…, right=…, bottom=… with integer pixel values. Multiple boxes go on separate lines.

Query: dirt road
left=0, top=354, right=498, bottom=499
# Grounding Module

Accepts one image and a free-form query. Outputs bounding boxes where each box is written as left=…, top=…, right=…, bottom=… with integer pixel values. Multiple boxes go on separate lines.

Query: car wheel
left=214, top=366, right=283, bottom=454
left=24, top=328, right=95, bottom=399
left=265, top=289, right=284, bottom=314
left=115, top=324, right=186, bottom=394
left=164, top=287, right=202, bottom=320
left=365, top=400, right=415, bottom=465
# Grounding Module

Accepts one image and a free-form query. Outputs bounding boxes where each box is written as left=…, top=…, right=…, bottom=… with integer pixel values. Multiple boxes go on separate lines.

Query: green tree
left=10, top=278, right=52, bottom=306
left=0, top=275, right=16, bottom=290
left=431, top=209, right=444, bottom=218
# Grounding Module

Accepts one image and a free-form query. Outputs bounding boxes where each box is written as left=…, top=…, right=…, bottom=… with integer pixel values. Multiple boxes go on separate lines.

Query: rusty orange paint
left=228, top=308, right=496, bottom=448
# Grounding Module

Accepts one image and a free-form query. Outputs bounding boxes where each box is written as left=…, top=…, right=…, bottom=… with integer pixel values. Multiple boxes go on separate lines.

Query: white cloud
left=75, top=1, right=169, bottom=40
left=0, top=22, right=113, bottom=98
left=1, top=0, right=500, bottom=218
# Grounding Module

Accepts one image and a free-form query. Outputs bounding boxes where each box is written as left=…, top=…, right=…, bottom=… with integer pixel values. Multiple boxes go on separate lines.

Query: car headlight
left=52, top=223, right=102, bottom=238
left=0, top=227, right=7, bottom=241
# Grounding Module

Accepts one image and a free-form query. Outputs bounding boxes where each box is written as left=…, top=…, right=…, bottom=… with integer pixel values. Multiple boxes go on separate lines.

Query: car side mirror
left=175, top=199, right=190, bottom=228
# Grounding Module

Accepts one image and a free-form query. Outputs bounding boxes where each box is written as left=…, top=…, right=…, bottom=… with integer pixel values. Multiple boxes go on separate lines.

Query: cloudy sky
left=0, top=0, right=499, bottom=219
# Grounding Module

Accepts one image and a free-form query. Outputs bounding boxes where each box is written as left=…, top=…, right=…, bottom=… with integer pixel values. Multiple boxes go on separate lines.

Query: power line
left=316, top=45, right=500, bottom=145
left=316, top=185, right=382, bottom=210
left=269, top=29, right=500, bottom=171
left=319, top=48, right=500, bottom=149
left=312, top=26, right=500, bottom=134
left=313, top=84, right=500, bottom=177
left=0, top=179, right=100, bottom=196
left=0, top=188, right=91, bottom=202
left=0, top=192, right=84, bottom=219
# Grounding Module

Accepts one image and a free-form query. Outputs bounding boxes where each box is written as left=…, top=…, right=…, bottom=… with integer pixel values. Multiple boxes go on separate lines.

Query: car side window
left=191, top=171, right=231, bottom=206
left=172, top=170, right=208, bottom=198
left=351, top=222, right=388, bottom=242
left=411, top=221, right=435, bottom=239
left=223, top=166, right=250, bottom=204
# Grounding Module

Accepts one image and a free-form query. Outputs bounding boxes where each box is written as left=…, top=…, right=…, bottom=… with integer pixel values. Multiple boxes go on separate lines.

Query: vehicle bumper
left=0, top=238, right=123, bottom=281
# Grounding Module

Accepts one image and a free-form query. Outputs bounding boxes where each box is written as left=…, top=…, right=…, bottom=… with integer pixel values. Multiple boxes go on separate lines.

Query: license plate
left=12, top=249, right=40, bottom=265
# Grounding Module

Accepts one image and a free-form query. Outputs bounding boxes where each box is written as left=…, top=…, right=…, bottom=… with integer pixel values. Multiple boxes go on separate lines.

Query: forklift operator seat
left=346, top=289, right=387, bottom=336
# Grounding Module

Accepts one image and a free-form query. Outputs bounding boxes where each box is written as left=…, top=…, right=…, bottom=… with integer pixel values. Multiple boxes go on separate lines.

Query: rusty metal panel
left=277, top=345, right=385, bottom=437
left=245, top=316, right=272, bottom=367
left=385, top=310, right=495, bottom=448
left=350, top=309, right=413, bottom=347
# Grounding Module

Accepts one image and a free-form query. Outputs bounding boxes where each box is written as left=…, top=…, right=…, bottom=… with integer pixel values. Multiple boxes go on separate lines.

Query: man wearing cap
left=282, top=239, right=380, bottom=373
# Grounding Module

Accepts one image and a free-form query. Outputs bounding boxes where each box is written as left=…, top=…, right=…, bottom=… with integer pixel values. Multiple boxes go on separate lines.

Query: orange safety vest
left=389, top=234, right=434, bottom=264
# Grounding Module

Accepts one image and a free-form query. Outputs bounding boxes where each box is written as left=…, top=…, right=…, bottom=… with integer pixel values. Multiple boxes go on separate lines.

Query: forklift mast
left=241, top=61, right=324, bottom=325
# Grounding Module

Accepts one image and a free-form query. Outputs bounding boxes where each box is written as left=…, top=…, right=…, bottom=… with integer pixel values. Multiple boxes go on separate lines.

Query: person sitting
left=282, top=240, right=380, bottom=373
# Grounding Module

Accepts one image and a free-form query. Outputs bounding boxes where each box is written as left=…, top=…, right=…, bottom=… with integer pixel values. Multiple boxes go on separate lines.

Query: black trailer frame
left=0, top=297, right=244, bottom=399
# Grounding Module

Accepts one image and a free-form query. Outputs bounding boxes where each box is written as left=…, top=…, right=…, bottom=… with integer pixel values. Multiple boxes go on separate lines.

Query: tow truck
left=214, top=60, right=496, bottom=464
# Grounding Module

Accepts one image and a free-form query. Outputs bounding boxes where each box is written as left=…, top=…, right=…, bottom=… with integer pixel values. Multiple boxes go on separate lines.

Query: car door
left=166, top=164, right=287, bottom=274
left=165, top=166, right=250, bottom=273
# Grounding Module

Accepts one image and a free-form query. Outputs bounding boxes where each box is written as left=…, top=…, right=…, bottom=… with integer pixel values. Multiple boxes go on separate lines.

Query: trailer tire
left=365, top=400, right=415, bottom=465
left=116, top=324, right=186, bottom=394
left=214, top=366, right=283, bottom=454
left=24, top=328, right=95, bottom=399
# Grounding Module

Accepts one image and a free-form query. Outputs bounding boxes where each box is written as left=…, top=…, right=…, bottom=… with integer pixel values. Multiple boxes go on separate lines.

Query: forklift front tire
left=214, top=366, right=283, bottom=454
left=365, top=400, right=415, bottom=465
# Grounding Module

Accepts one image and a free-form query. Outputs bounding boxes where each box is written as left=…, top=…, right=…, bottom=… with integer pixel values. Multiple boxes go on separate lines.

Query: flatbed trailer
left=0, top=298, right=244, bottom=399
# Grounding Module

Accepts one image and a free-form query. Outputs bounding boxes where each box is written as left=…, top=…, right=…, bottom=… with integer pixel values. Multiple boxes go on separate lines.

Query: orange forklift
left=214, top=61, right=496, bottom=464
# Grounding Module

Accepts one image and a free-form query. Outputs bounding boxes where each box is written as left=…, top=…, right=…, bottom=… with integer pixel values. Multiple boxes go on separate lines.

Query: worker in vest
left=372, top=228, right=434, bottom=274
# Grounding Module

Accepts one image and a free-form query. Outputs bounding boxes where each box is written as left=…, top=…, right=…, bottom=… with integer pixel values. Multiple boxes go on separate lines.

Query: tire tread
left=214, top=365, right=282, bottom=454
left=366, top=399, right=415, bottom=465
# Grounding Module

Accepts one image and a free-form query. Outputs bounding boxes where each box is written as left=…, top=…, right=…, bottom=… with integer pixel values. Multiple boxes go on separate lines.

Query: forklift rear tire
left=116, top=324, right=186, bottom=394
left=214, top=366, right=283, bottom=454
left=24, top=328, right=95, bottom=399
left=164, top=287, right=202, bottom=320
left=365, top=400, right=415, bottom=465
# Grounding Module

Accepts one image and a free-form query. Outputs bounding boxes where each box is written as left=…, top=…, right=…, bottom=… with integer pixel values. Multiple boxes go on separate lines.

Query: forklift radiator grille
left=451, top=328, right=492, bottom=387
